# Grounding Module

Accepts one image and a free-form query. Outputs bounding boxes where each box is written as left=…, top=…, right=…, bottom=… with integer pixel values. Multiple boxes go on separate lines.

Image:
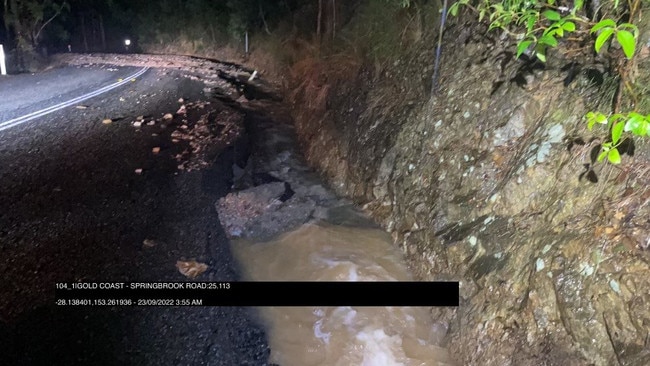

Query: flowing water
left=232, top=222, right=455, bottom=366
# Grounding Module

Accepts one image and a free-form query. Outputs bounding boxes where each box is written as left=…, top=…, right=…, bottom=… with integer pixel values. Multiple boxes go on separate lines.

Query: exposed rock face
left=287, top=7, right=650, bottom=366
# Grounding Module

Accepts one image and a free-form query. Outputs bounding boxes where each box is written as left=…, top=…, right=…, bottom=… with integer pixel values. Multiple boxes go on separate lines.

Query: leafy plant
left=516, top=9, right=579, bottom=62
left=583, top=3, right=643, bottom=166
left=445, top=0, right=647, bottom=167
left=448, top=0, right=582, bottom=62
left=586, top=112, right=649, bottom=164
left=590, top=19, right=638, bottom=59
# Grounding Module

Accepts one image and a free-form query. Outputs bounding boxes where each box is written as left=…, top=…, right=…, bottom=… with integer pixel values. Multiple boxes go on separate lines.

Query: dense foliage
left=1, top=0, right=304, bottom=53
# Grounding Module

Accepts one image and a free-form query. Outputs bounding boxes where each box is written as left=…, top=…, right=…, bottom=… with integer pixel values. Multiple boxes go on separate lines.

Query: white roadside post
left=0, top=44, right=6, bottom=75
left=245, top=32, right=249, bottom=56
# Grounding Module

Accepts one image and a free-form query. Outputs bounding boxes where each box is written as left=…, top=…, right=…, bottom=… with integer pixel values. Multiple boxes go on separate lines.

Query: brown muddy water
left=232, top=222, right=455, bottom=366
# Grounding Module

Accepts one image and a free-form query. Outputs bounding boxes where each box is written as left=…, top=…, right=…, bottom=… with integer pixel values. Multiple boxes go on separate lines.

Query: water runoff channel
left=215, top=94, right=458, bottom=365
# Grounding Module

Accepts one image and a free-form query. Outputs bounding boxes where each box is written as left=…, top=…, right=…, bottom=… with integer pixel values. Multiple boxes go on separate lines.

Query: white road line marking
left=0, top=67, right=149, bottom=132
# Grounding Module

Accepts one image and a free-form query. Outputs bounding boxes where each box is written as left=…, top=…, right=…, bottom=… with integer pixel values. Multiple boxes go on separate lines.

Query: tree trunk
left=259, top=2, right=271, bottom=35
left=316, top=0, right=322, bottom=42
left=80, top=13, right=88, bottom=52
left=91, top=14, right=97, bottom=51
left=99, top=14, right=106, bottom=51
left=331, top=0, right=336, bottom=40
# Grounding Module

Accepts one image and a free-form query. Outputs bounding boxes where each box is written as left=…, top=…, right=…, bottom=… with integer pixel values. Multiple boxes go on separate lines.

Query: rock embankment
left=284, top=13, right=650, bottom=366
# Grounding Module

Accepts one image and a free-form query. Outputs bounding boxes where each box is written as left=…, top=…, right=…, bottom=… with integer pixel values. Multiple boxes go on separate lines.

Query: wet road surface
left=0, top=65, right=269, bottom=365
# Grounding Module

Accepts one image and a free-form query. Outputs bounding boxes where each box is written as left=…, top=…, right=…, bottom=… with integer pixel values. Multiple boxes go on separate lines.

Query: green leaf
left=517, top=40, right=533, bottom=58
left=597, top=150, right=608, bottom=162
left=536, top=50, right=547, bottom=62
left=632, top=121, right=650, bottom=137
left=562, top=21, right=576, bottom=32
left=637, top=120, right=649, bottom=136
left=618, top=23, right=639, bottom=38
left=586, top=112, right=608, bottom=130
left=586, top=112, right=597, bottom=130
left=539, top=34, right=558, bottom=47
left=608, top=114, right=622, bottom=129
left=610, top=113, right=625, bottom=123
left=594, top=28, right=615, bottom=53
left=588, top=118, right=597, bottom=130
left=608, top=148, right=621, bottom=164
left=543, top=10, right=561, bottom=21
left=625, top=114, right=649, bottom=136
left=526, top=14, right=537, bottom=32
left=573, top=0, right=584, bottom=12
left=624, top=113, right=644, bottom=135
left=449, top=3, right=459, bottom=16
left=591, top=19, right=616, bottom=33
left=611, top=121, right=624, bottom=144
left=616, top=30, right=636, bottom=59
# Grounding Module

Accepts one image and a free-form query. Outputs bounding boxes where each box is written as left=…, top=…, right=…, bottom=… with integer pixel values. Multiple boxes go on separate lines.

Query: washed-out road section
left=0, top=63, right=269, bottom=365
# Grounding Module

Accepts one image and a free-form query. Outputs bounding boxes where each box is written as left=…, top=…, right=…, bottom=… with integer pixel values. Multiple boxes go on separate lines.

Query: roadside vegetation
left=440, top=0, right=650, bottom=165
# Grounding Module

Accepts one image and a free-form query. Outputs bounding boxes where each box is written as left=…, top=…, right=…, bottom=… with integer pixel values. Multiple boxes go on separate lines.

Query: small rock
left=143, top=239, right=156, bottom=248
left=75, top=105, right=88, bottom=109
left=178, top=98, right=184, bottom=103
left=147, top=121, right=155, bottom=126
left=609, top=279, right=621, bottom=294
left=102, top=118, right=112, bottom=124
left=133, top=121, right=142, bottom=127
left=136, top=115, right=144, bottom=121
left=152, top=147, right=161, bottom=154
left=163, top=113, right=173, bottom=121
left=176, top=260, right=208, bottom=279
left=135, top=168, right=143, bottom=174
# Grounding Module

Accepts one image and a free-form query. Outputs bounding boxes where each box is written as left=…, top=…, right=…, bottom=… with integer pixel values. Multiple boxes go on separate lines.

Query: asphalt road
left=0, top=65, right=270, bottom=365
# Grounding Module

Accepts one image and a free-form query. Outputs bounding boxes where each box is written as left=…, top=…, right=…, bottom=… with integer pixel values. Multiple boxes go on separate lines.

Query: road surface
left=0, top=64, right=270, bottom=365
